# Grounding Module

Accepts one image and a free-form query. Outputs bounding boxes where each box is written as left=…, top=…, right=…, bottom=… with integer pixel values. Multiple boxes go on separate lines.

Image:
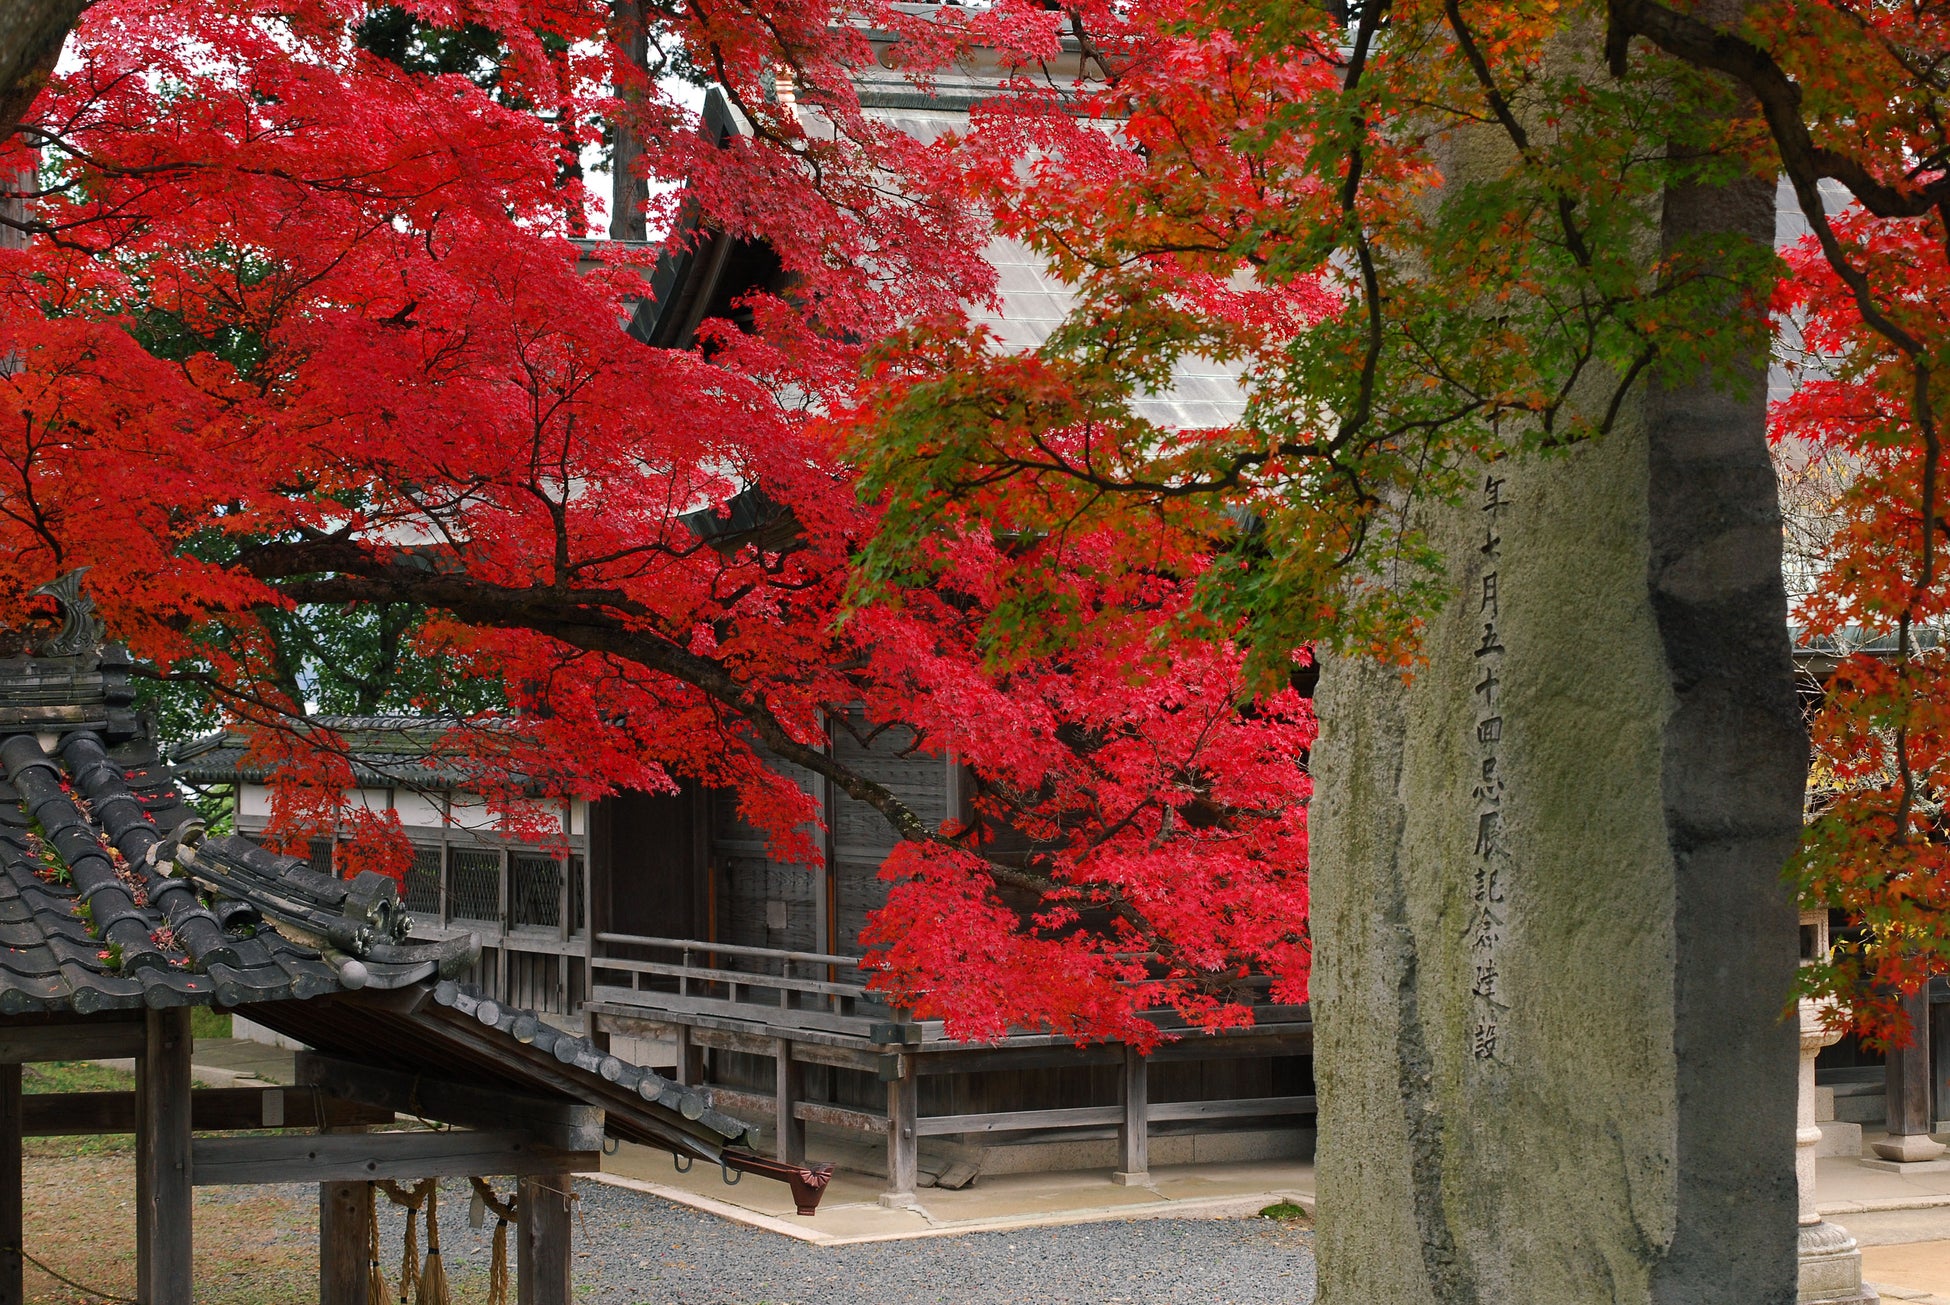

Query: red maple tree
left=15, top=0, right=1941, bottom=1049
left=0, top=0, right=1312, bottom=1045
left=838, top=0, right=1950, bottom=1046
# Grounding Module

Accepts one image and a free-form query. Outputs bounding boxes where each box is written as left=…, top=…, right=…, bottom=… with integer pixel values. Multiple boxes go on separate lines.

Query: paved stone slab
left=1865, top=1241, right=1950, bottom=1302
left=602, top=1142, right=1315, bottom=1244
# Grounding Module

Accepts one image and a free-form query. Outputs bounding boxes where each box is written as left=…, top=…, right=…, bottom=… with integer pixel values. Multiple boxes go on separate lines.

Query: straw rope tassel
left=416, top=1180, right=450, bottom=1305
left=399, top=1186, right=420, bottom=1304
left=470, top=1178, right=518, bottom=1305
left=365, top=1183, right=392, bottom=1305
left=377, top=1178, right=428, bottom=1303
left=488, top=1215, right=510, bottom=1305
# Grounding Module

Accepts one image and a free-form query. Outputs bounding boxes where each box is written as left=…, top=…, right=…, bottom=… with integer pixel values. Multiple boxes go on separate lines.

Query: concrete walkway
left=1814, top=1139, right=1950, bottom=1303
left=602, top=1142, right=1314, bottom=1246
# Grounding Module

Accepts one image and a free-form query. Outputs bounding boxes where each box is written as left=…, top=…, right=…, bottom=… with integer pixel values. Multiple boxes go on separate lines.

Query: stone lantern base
left=1800, top=1219, right=1878, bottom=1303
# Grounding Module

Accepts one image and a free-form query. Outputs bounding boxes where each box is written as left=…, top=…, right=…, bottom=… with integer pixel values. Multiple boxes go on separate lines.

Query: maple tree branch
left=229, top=548, right=1179, bottom=927
left=1607, top=0, right=1949, bottom=224
left=1610, top=0, right=1948, bottom=841
left=1327, top=0, right=1390, bottom=469
left=1440, top=0, right=1593, bottom=268
left=233, top=540, right=998, bottom=858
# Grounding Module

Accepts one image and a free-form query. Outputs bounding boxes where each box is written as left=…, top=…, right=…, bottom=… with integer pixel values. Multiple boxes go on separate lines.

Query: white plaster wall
left=393, top=789, right=447, bottom=830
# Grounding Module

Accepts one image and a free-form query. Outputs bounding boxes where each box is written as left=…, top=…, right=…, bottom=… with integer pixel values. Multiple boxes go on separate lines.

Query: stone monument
left=1309, top=167, right=1807, bottom=1301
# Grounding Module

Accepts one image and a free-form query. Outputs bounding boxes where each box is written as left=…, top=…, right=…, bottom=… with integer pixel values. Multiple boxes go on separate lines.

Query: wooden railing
left=586, top=932, right=1317, bottom=1196
left=590, top=933, right=900, bottom=1039
left=589, top=932, right=1314, bottom=1047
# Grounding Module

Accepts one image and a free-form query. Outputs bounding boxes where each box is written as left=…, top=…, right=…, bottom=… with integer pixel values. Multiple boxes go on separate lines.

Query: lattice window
left=402, top=846, right=441, bottom=915
left=307, top=839, right=335, bottom=876
left=509, top=854, right=562, bottom=931
left=449, top=848, right=502, bottom=923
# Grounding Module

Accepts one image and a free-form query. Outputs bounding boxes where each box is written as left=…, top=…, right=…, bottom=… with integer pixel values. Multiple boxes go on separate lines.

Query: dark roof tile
left=0, top=626, right=783, bottom=1190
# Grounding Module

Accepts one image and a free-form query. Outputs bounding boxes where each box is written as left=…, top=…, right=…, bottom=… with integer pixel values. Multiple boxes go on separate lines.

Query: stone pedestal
left=1865, top=1132, right=1945, bottom=1164
left=1800, top=1221, right=1877, bottom=1305
left=1798, top=997, right=1875, bottom=1303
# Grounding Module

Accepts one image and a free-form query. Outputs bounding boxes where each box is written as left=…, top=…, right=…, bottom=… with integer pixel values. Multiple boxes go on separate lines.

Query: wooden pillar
left=881, top=1059, right=917, bottom=1208
left=774, top=1038, right=804, bottom=1165
left=1114, top=1044, right=1148, bottom=1185
left=1887, top=984, right=1934, bottom=1137
left=516, top=1173, right=571, bottom=1305
left=1873, top=983, right=1948, bottom=1163
left=318, top=1183, right=368, bottom=1305
left=1930, top=985, right=1950, bottom=1131
left=0, top=1063, right=19, bottom=1305
left=136, top=1007, right=193, bottom=1305
left=673, top=1024, right=704, bottom=1087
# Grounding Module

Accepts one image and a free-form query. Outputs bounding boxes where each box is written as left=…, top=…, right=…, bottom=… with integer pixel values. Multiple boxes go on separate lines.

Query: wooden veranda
left=586, top=932, right=1316, bottom=1202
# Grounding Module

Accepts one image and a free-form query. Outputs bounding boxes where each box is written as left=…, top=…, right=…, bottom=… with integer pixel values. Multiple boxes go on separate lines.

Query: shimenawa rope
left=469, top=1177, right=519, bottom=1305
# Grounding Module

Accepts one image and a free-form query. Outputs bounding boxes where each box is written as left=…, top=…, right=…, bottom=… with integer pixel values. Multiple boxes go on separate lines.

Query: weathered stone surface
left=1310, top=170, right=1804, bottom=1303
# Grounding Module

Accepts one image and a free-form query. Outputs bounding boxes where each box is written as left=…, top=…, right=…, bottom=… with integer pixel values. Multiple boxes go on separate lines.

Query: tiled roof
left=0, top=596, right=770, bottom=1167
left=243, top=980, right=759, bottom=1160
left=172, top=715, right=484, bottom=788
left=0, top=724, right=474, bottom=1014
left=630, top=89, right=1249, bottom=435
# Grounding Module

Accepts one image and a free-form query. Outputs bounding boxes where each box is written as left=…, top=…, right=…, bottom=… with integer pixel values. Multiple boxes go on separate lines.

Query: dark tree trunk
left=609, top=0, right=650, bottom=242
left=0, top=2, right=85, bottom=145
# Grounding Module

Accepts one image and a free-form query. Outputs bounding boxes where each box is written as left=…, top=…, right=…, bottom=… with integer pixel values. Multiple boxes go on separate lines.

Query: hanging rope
left=469, top=1178, right=519, bottom=1305
left=523, top=1175, right=586, bottom=1238
left=417, top=1180, right=451, bottom=1305
left=365, top=1182, right=392, bottom=1305
left=378, top=1178, right=432, bottom=1303
left=18, top=1248, right=138, bottom=1304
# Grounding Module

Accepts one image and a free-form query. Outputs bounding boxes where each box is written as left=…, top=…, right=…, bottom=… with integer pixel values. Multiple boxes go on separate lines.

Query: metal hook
left=674, top=1154, right=693, bottom=1174
left=602, top=1136, right=620, bottom=1156
left=719, top=1158, right=742, bottom=1186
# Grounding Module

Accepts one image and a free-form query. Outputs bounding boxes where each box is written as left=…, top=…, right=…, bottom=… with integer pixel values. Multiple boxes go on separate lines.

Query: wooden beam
left=913, top=1104, right=1125, bottom=1138
left=0, top=1064, right=18, bottom=1305
left=1115, top=1046, right=1147, bottom=1185
left=295, top=1053, right=603, bottom=1153
left=687, top=1024, right=786, bottom=1060
left=319, top=1182, right=367, bottom=1305
left=692, top=1025, right=878, bottom=1070
left=137, top=1008, right=193, bottom=1305
left=22, top=1088, right=392, bottom=1136
left=584, top=1002, right=882, bottom=1061
left=692, top=1084, right=772, bottom=1121
left=792, top=1099, right=889, bottom=1134
left=0, top=1020, right=145, bottom=1063
left=909, top=1045, right=1124, bottom=1076
left=1146, top=1095, right=1318, bottom=1122
left=1147, top=1032, right=1315, bottom=1061
left=773, top=1038, right=803, bottom=1166
left=191, top=1132, right=600, bottom=1186
left=517, top=1173, right=572, bottom=1305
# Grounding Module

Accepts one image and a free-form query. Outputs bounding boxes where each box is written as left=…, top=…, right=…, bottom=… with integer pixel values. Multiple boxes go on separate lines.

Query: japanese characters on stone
left=1469, top=472, right=1510, bottom=1063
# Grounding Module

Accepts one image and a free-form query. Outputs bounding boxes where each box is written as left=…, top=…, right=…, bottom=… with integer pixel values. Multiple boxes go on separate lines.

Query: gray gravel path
left=375, top=1178, right=1318, bottom=1305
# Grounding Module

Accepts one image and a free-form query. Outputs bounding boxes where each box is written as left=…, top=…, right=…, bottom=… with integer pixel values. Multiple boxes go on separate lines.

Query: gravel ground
left=375, top=1178, right=1318, bottom=1305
